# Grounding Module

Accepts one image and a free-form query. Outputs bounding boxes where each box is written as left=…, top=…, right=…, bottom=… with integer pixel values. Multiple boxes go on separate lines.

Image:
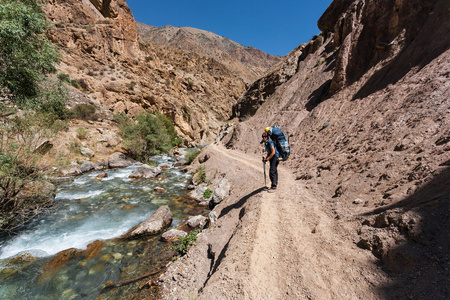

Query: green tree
left=0, top=0, right=59, bottom=104
left=119, top=112, right=182, bottom=161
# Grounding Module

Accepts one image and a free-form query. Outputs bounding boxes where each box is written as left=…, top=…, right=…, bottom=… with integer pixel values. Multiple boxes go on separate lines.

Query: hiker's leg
left=274, top=160, right=279, bottom=187
left=269, top=158, right=278, bottom=189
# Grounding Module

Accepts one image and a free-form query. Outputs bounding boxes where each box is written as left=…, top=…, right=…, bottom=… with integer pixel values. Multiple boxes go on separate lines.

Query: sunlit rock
left=80, top=161, right=95, bottom=173
left=189, top=186, right=208, bottom=201
left=58, top=163, right=82, bottom=176
left=96, top=172, right=108, bottom=179
left=123, top=205, right=173, bottom=238
left=159, top=163, right=171, bottom=169
left=212, top=178, right=231, bottom=205
left=161, top=229, right=187, bottom=242
left=129, top=164, right=161, bottom=178
left=80, top=147, right=95, bottom=157
left=187, top=215, right=208, bottom=229
left=108, top=152, right=136, bottom=168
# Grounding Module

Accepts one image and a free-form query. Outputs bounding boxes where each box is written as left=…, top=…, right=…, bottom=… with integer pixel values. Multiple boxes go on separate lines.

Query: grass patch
left=195, top=166, right=206, bottom=184
left=76, top=127, right=89, bottom=140
left=203, top=188, right=213, bottom=199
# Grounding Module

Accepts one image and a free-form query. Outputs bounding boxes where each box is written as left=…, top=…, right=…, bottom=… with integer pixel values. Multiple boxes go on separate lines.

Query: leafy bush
left=57, top=73, right=70, bottom=82
left=37, top=81, right=74, bottom=120
left=72, top=103, right=97, bottom=120
left=203, top=188, right=213, bottom=199
left=0, top=0, right=59, bottom=105
left=119, top=112, right=182, bottom=161
left=173, top=230, right=199, bottom=255
left=70, top=79, right=80, bottom=89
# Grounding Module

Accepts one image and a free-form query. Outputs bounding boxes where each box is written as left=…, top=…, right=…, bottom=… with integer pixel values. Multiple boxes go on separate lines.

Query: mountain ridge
left=136, top=22, right=282, bottom=84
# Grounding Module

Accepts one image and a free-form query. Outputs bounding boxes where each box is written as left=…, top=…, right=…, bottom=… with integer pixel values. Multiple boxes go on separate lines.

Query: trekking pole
left=263, top=157, right=267, bottom=188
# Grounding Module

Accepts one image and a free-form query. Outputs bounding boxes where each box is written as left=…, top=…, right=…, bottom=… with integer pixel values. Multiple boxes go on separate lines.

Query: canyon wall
left=225, top=0, right=449, bottom=297
left=43, top=0, right=278, bottom=145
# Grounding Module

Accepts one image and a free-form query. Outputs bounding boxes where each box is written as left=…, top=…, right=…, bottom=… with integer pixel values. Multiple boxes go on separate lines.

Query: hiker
left=265, top=126, right=290, bottom=161
left=261, top=132, right=279, bottom=192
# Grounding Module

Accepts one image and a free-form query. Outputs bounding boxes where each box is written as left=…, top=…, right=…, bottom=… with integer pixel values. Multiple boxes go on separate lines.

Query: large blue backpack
left=268, top=126, right=290, bottom=161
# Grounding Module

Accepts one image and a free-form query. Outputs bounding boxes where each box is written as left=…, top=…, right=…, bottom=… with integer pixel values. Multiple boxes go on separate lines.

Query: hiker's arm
left=267, top=146, right=276, bottom=160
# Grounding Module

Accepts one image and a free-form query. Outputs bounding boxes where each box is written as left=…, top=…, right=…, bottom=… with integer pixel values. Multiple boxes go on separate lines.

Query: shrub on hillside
left=0, top=111, right=61, bottom=232
left=119, top=112, right=182, bottom=161
left=72, top=103, right=98, bottom=120
left=37, top=81, right=74, bottom=121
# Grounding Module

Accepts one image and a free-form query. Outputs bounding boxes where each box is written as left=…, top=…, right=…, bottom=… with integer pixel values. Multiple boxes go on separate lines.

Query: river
left=0, top=153, right=204, bottom=299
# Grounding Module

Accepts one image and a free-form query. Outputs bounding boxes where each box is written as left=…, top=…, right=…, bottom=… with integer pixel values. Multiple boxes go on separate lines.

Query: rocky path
left=160, top=144, right=387, bottom=299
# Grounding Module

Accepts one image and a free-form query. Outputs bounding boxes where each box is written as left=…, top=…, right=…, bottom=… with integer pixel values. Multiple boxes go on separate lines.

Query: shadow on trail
left=219, top=187, right=266, bottom=218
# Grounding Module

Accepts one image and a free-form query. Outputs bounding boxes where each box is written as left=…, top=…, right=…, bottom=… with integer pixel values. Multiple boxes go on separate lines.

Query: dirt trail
left=161, top=144, right=387, bottom=299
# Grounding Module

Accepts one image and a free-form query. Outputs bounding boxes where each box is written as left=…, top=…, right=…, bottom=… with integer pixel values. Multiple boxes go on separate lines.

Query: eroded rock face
left=318, top=0, right=445, bottom=93
left=123, top=205, right=173, bottom=238
left=137, top=23, right=282, bottom=84
left=232, top=44, right=306, bottom=119
left=224, top=2, right=450, bottom=296
left=42, top=1, right=279, bottom=146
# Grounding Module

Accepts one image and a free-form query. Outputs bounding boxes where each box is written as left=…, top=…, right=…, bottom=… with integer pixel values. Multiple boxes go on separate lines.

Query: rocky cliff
left=224, top=0, right=449, bottom=296
left=42, top=0, right=278, bottom=145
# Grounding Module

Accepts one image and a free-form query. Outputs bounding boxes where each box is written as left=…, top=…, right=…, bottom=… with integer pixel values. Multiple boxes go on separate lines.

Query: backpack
left=268, top=126, right=290, bottom=161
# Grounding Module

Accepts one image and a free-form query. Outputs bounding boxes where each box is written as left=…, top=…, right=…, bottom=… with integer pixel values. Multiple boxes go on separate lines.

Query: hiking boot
left=267, top=188, right=277, bottom=193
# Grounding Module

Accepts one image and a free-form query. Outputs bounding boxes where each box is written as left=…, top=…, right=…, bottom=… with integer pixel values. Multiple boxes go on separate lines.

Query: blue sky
left=127, top=0, right=333, bottom=56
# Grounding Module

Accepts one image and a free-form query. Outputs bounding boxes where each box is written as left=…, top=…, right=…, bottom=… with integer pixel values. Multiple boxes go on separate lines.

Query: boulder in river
left=189, top=186, right=208, bottom=202
left=96, top=172, right=108, bottom=179
left=187, top=215, right=208, bottom=229
left=129, top=164, right=161, bottom=178
left=108, top=152, right=136, bottom=168
left=80, top=161, right=95, bottom=173
left=161, top=229, right=187, bottom=242
left=58, top=163, right=82, bottom=177
left=123, top=205, right=173, bottom=239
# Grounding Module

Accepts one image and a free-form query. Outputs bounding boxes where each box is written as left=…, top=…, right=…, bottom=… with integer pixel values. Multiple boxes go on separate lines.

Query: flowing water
left=0, top=154, right=204, bottom=299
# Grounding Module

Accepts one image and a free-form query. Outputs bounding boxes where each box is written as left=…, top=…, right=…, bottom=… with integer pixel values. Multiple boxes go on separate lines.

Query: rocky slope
left=42, top=0, right=278, bottom=146
left=136, top=23, right=282, bottom=84
left=158, top=0, right=449, bottom=298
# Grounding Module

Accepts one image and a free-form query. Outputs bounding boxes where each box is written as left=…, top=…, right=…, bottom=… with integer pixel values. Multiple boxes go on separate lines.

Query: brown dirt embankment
left=158, top=144, right=388, bottom=299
